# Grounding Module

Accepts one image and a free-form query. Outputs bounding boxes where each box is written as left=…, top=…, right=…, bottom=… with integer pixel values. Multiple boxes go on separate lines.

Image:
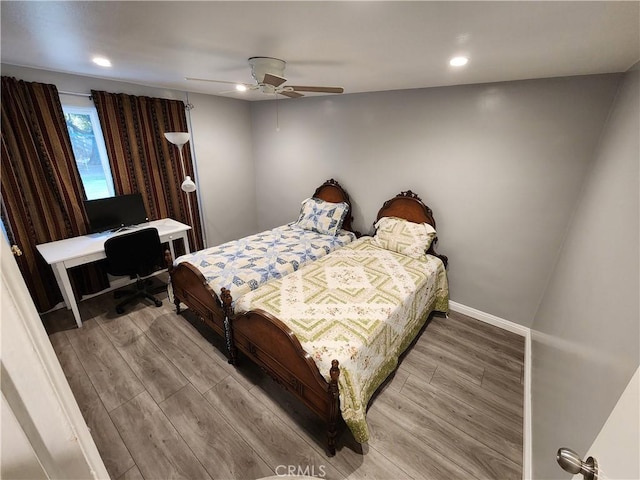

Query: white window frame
left=62, top=105, right=115, bottom=199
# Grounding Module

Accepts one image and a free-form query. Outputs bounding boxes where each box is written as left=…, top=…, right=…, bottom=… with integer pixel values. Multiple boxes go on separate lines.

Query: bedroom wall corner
left=529, top=67, right=639, bottom=479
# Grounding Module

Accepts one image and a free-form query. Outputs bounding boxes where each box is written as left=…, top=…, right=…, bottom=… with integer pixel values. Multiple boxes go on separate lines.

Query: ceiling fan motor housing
left=249, top=57, right=286, bottom=83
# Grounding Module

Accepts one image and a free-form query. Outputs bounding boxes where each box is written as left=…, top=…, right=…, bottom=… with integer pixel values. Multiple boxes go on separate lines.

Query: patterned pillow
left=296, top=197, right=349, bottom=236
left=372, top=216, right=436, bottom=258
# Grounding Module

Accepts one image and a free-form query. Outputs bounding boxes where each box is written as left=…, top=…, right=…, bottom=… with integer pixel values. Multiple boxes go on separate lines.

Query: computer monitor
left=83, top=193, right=149, bottom=233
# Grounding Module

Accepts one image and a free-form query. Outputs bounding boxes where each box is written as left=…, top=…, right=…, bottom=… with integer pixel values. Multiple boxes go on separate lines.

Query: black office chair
left=104, top=227, right=165, bottom=314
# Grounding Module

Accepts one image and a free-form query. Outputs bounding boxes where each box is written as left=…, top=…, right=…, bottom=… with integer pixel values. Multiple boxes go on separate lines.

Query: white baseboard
left=447, top=300, right=532, bottom=480
left=523, top=333, right=532, bottom=480
left=448, top=300, right=530, bottom=337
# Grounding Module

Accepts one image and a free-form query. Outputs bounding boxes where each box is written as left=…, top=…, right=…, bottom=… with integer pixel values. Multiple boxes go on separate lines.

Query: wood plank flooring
left=43, top=278, right=525, bottom=480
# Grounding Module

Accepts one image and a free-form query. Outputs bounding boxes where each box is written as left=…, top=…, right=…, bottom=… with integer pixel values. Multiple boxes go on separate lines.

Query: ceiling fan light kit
left=249, top=56, right=286, bottom=83
left=187, top=56, right=344, bottom=99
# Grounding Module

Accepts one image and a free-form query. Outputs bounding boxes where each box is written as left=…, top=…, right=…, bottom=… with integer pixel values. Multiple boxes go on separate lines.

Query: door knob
left=557, top=447, right=598, bottom=480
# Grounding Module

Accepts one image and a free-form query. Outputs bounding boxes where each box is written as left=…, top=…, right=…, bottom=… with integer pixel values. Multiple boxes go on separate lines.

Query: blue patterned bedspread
left=174, top=223, right=356, bottom=301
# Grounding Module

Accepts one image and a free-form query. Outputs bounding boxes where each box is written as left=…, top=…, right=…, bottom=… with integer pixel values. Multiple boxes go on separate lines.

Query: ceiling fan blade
left=288, top=86, right=344, bottom=94
left=279, top=90, right=304, bottom=99
left=263, top=73, right=287, bottom=87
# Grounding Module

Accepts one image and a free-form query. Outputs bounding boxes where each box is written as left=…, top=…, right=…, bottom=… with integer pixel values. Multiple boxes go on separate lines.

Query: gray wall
left=0, top=64, right=258, bottom=248
left=530, top=69, right=639, bottom=479
left=251, top=75, right=622, bottom=327
left=187, top=92, right=255, bottom=246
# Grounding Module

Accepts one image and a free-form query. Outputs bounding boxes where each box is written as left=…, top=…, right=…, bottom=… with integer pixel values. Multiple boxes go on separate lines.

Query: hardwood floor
left=43, top=278, right=525, bottom=480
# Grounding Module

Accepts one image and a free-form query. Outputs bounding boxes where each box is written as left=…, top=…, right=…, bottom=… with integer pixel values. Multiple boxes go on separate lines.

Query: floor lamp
left=164, top=132, right=196, bottom=233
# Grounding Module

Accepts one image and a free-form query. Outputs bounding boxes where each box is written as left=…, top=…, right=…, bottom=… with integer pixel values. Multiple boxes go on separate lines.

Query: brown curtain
left=91, top=90, right=204, bottom=252
left=1, top=77, right=109, bottom=312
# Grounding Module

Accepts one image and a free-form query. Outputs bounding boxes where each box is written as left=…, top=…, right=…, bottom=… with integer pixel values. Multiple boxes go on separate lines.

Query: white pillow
left=372, top=216, right=436, bottom=258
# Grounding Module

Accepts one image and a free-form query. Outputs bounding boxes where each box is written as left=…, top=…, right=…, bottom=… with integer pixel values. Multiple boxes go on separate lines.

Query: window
left=62, top=106, right=115, bottom=200
left=1, top=219, right=8, bottom=244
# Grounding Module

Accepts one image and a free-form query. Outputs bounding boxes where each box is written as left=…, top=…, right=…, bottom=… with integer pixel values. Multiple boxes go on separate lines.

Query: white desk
left=36, top=218, right=191, bottom=327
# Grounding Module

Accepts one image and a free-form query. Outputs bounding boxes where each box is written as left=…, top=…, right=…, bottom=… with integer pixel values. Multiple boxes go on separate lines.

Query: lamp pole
left=164, top=132, right=196, bottom=235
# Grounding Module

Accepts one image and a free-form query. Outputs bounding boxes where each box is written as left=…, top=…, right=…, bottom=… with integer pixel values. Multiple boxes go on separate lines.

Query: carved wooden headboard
left=376, top=190, right=436, bottom=227
left=312, top=178, right=354, bottom=233
left=375, top=190, right=447, bottom=267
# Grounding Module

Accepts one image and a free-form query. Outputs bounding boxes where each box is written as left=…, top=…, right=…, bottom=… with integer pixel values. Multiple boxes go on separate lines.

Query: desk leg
left=167, top=233, right=190, bottom=260
left=183, top=232, right=191, bottom=254
left=53, top=262, right=83, bottom=328
left=50, top=263, right=71, bottom=310
left=168, top=240, right=176, bottom=262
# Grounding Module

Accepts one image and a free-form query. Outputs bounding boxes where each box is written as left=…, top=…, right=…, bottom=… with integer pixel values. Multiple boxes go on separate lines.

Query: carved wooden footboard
left=229, top=307, right=342, bottom=456
left=168, top=261, right=231, bottom=355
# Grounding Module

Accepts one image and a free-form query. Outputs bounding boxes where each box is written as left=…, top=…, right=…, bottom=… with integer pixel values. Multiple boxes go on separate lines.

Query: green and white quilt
left=234, top=237, right=449, bottom=443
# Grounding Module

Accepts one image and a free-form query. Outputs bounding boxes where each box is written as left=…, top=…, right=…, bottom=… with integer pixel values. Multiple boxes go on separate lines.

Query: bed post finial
left=330, top=359, right=340, bottom=381
left=220, top=288, right=233, bottom=318
left=327, top=359, right=340, bottom=456
left=164, top=249, right=173, bottom=272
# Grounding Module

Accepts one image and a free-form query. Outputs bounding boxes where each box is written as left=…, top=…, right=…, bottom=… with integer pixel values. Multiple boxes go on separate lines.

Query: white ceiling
left=1, top=1, right=638, bottom=101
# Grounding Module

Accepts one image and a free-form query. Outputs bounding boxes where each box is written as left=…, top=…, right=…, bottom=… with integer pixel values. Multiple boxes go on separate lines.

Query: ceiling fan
left=186, top=57, right=344, bottom=98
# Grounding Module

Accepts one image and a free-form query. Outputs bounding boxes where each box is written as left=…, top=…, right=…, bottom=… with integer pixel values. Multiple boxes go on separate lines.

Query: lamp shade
left=164, top=132, right=190, bottom=147
left=165, top=131, right=196, bottom=193
left=181, top=176, right=196, bottom=193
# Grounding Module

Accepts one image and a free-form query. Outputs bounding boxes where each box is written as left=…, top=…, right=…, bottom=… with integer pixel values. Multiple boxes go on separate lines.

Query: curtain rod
left=58, top=90, right=92, bottom=98
left=58, top=90, right=192, bottom=107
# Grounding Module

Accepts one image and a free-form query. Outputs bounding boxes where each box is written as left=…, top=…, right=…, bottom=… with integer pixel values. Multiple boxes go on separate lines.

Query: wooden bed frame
left=225, top=190, right=447, bottom=456
left=168, top=179, right=356, bottom=360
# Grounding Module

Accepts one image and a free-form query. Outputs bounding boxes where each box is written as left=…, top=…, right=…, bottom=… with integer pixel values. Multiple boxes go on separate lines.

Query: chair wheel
left=116, top=306, right=125, bottom=314
left=154, top=299, right=162, bottom=307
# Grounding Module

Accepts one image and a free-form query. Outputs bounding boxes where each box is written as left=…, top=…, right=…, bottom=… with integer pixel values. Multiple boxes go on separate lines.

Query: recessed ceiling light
left=235, top=84, right=247, bottom=92
left=92, top=57, right=112, bottom=67
left=449, top=56, right=469, bottom=67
